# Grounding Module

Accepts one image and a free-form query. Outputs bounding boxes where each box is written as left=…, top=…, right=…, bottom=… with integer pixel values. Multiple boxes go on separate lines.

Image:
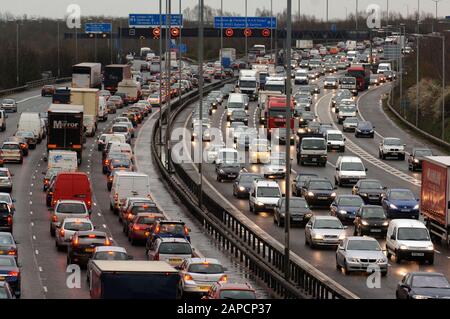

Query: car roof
left=389, top=219, right=426, bottom=228
left=214, top=282, right=254, bottom=290
left=346, top=236, right=377, bottom=242
left=327, top=130, right=342, bottom=135
left=314, top=215, right=339, bottom=220
left=94, top=246, right=126, bottom=253
left=63, top=218, right=92, bottom=224
left=338, top=156, right=363, bottom=163
left=57, top=200, right=86, bottom=205
left=185, top=258, right=221, bottom=265
left=158, top=237, right=190, bottom=244
left=254, top=180, right=279, bottom=187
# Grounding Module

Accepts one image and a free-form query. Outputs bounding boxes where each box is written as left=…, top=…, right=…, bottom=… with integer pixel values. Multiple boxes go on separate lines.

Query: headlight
left=347, top=257, right=359, bottom=263
left=339, top=233, right=346, bottom=240
left=376, top=258, right=387, bottom=263
left=338, top=210, right=347, bottom=215
left=400, top=245, right=408, bottom=250
left=360, top=193, right=368, bottom=197
left=219, top=169, right=225, bottom=174
left=312, top=233, right=324, bottom=240
left=389, top=203, right=398, bottom=210
left=412, top=295, right=430, bottom=299
left=413, top=204, right=419, bottom=210
left=382, top=221, right=389, bottom=226
left=361, top=220, right=369, bottom=226
left=413, top=159, right=419, bottom=163
left=239, top=186, right=246, bottom=191
left=192, top=132, right=197, bottom=137
left=307, top=191, right=314, bottom=197
left=426, top=244, right=434, bottom=251
left=256, top=201, right=264, bottom=206
left=331, top=192, right=337, bottom=197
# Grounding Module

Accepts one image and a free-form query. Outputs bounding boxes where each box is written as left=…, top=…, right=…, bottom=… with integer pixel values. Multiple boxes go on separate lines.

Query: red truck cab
left=266, top=96, right=295, bottom=139
left=50, top=172, right=92, bottom=211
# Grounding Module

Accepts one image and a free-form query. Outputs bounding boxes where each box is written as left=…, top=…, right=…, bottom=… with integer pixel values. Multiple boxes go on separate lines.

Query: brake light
left=184, top=225, right=189, bottom=236
left=8, top=271, right=19, bottom=277
left=104, top=160, right=110, bottom=165
left=184, top=274, right=193, bottom=281
left=144, top=231, right=150, bottom=237
left=87, top=200, right=91, bottom=207
left=133, top=225, right=141, bottom=231
left=88, top=234, right=96, bottom=238
left=155, top=225, right=160, bottom=234
left=59, top=228, right=65, bottom=237
left=44, top=179, right=49, bottom=185
left=219, top=275, right=228, bottom=282
left=104, top=238, right=111, bottom=246
left=7, top=250, right=16, bottom=256
left=127, top=213, right=133, bottom=220
left=72, top=237, right=79, bottom=247
left=7, top=215, right=12, bottom=225
left=52, top=215, right=58, bottom=222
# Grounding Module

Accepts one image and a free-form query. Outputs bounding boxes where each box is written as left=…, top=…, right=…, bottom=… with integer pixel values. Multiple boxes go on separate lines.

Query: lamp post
left=165, top=0, right=172, bottom=172
left=245, top=0, right=248, bottom=59
left=355, top=0, right=358, bottom=31
left=431, top=0, right=441, bottom=33
left=178, top=0, right=182, bottom=107
left=159, top=0, right=164, bottom=148
left=57, top=20, right=61, bottom=78
left=198, top=0, right=204, bottom=207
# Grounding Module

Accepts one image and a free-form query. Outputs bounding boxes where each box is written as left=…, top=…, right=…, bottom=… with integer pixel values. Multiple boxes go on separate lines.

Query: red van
left=50, top=172, right=92, bottom=211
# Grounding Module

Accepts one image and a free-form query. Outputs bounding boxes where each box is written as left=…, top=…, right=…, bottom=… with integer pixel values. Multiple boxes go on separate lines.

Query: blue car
left=382, top=188, right=420, bottom=219
left=0, top=256, right=20, bottom=298
left=330, top=195, right=364, bottom=224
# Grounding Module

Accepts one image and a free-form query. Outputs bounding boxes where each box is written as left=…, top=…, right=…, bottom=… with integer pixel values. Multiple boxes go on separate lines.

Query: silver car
left=55, top=218, right=94, bottom=250
left=86, top=246, right=131, bottom=283
left=178, top=258, right=227, bottom=296
left=50, top=200, right=90, bottom=236
left=305, top=216, right=346, bottom=248
left=336, top=236, right=388, bottom=276
left=1, top=99, right=17, bottom=112
left=146, top=237, right=193, bottom=267
left=0, top=169, right=13, bottom=193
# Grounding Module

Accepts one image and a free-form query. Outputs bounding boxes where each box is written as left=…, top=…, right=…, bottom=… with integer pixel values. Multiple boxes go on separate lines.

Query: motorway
left=172, top=73, right=450, bottom=299
left=2, top=85, right=269, bottom=299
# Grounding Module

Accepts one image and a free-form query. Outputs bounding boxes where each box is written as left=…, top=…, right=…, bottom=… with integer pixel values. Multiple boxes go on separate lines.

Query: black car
left=408, top=148, right=433, bottom=171
left=352, top=179, right=386, bottom=205
left=0, top=232, right=17, bottom=262
left=302, top=178, right=337, bottom=207
left=298, top=111, right=316, bottom=128
left=233, top=173, right=262, bottom=198
left=229, top=110, right=248, bottom=125
left=353, top=205, right=389, bottom=237
left=0, top=203, right=12, bottom=233
left=67, top=231, right=111, bottom=266
left=0, top=281, right=15, bottom=299
left=216, top=162, right=241, bottom=182
left=0, top=256, right=20, bottom=298
left=396, top=272, right=450, bottom=299
left=272, top=129, right=295, bottom=145
left=273, top=198, right=313, bottom=227
left=292, top=173, right=318, bottom=197
left=355, top=121, right=375, bottom=138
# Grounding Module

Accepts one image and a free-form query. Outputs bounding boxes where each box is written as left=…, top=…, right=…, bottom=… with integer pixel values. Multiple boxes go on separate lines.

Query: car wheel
left=336, top=258, right=342, bottom=270
left=395, top=250, right=402, bottom=264
left=381, top=271, right=387, bottom=277
left=343, top=262, right=349, bottom=275
left=428, top=257, right=434, bottom=265
left=50, top=226, right=55, bottom=237
left=386, top=248, right=392, bottom=260
left=249, top=204, right=253, bottom=213
left=278, top=217, right=284, bottom=227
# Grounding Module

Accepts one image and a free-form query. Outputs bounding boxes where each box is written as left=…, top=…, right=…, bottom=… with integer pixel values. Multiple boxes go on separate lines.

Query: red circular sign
left=152, top=27, right=161, bottom=37
left=170, top=27, right=180, bottom=38
left=262, top=28, right=271, bottom=37
left=244, top=28, right=252, bottom=37
left=225, top=28, right=234, bottom=37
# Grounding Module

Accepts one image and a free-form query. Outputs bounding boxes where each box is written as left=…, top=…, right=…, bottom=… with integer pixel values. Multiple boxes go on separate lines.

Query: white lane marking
left=31, top=222, right=34, bottom=227
left=32, top=235, right=36, bottom=240
left=29, top=201, right=32, bottom=205
left=39, top=267, right=43, bottom=272
left=435, top=249, right=441, bottom=254
left=17, top=95, right=41, bottom=104
left=30, top=211, right=33, bottom=215
left=35, top=250, right=39, bottom=255
left=29, top=192, right=32, bottom=196
left=103, top=224, right=107, bottom=229
left=97, top=213, right=102, bottom=217
left=43, top=286, right=48, bottom=293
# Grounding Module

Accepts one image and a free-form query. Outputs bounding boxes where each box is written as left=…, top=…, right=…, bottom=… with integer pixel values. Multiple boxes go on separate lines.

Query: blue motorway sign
left=170, top=43, right=187, bottom=53
left=214, top=16, right=277, bottom=29
left=85, top=23, right=112, bottom=34
left=129, top=14, right=183, bottom=28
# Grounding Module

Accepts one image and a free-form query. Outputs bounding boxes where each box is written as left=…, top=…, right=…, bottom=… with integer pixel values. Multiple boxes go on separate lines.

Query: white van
left=98, top=96, right=108, bottom=122
left=108, top=142, right=133, bottom=161
left=109, top=171, right=151, bottom=213
left=335, top=156, right=367, bottom=186
left=326, top=130, right=346, bottom=152
left=294, top=69, right=309, bottom=85
left=17, top=112, right=43, bottom=142
left=226, top=93, right=246, bottom=120
left=377, top=63, right=392, bottom=74
left=386, top=219, right=434, bottom=265
left=48, top=150, right=78, bottom=171
left=249, top=180, right=281, bottom=213
left=215, top=148, right=239, bottom=165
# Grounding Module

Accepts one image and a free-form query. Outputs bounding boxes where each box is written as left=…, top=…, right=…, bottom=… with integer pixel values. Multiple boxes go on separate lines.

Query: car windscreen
left=309, top=181, right=333, bottom=190
left=112, top=126, right=128, bottom=133
left=384, top=139, right=402, bottom=146
left=341, top=162, right=364, bottom=171
left=397, top=228, right=430, bottom=241
left=188, top=263, right=224, bottom=274
left=232, top=111, right=246, bottom=117
left=239, top=175, right=261, bottom=185
left=0, top=171, right=8, bottom=177
left=328, top=134, right=343, bottom=141
left=219, top=290, right=256, bottom=299
left=414, top=149, right=432, bottom=157
left=64, top=222, right=92, bottom=231
left=338, top=197, right=363, bottom=206
left=389, top=190, right=415, bottom=200
left=281, top=199, right=308, bottom=209
left=57, top=204, right=86, bottom=214
left=361, top=207, right=386, bottom=219
left=239, top=80, right=256, bottom=88
left=412, top=275, right=450, bottom=289
left=346, top=240, right=381, bottom=251
left=0, top=195, right=11, bottom=204
left=137, top=216, right=164, bottom=224
left=0, top=257, right=15, bottom=267
left=159, top=242, right=192, bottom=254
left=0, top=235, right=13, bottom=245
left=1, top=144, right=19, bottom=150
left=227, top=102, right=244, bottom=109
left=132, top=206, right=159, bottom=214
left=256, top=187, right=280, bottom=198
left=94, top=251, right=128, bottom=260
left=359, top=181, right=383, bottom=189
left=314, top=219, right=343, bottom=229
left=302, top=139, right=326, bottom=150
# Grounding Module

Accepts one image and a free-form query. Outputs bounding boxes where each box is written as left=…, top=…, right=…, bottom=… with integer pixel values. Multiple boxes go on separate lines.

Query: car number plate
left=199, top=286, right=210, bottom=291
left=85, top=248, right=95, bottom=253
left=170, top=258, right=182, bottom=264
left=411, top=252, right=424, bottom=257
left=401, top=209, right=410, bottom=212
left=312, top=158, right=317, bottom=162
left=0, top=276, right=4, bottom=281
left=0, top=251, right=3, bottom=255
left=318, top=197, right=327, bottom=200
left=370, top=229, right=381, bottom=232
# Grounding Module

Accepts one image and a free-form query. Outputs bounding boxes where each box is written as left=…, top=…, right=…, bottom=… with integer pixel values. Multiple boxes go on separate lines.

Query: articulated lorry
left=72, top=63, right=102, bottom=89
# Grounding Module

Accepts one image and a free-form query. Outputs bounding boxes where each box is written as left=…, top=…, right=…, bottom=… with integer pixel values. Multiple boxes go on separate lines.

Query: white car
left=337, top=105, right=357, bottom=124
left=146, top=237, right=193, bottom=267
left=263, top=155, right=287, bottom=179
left=324, top=77, right=338, bottom=89
left=55, top=218, right=94, bottom=250
left=206, top=144, right=225, bottom=163
left=1, top=99, right=17, bottom=112
left=326, top=130, right=346, bottom=152
left=335, top=156, right=367, bottom=186
left=87, top=246, right=131, bottom=283
left=342, top=117, right=359, bottom=132
left=305, top=216, right=346, bottom=248
left=249, top=180, right=281, bottom=213
left=178, top=258, right=227, bottom=296
left=0, top=168, right=13, bottom=193
left=379, top=137, right=406, bottom=160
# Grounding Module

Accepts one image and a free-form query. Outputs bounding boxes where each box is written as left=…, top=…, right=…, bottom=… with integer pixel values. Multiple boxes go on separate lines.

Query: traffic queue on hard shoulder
left=186, top=40, right=450, bottom=299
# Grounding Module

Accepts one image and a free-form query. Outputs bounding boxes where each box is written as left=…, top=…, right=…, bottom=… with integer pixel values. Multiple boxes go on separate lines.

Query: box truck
left=89, top=260, right=179, bottom=299
left=220, top=48, right=236, bottom=69
left=117, top=79, right=142, bottom=104
left=47, top=104, right=84, bottom=165
left=104, top=64, right=132, bottom=94
left=296, top=40, right=314, bottom=49
left=70, top=88, right=100, bottom=136
left=72, top=63, right=102, bottom=89
left=421, top=156, right=450, bottom=244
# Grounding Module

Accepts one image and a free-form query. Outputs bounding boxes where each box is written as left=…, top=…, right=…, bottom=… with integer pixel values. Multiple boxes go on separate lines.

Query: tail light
left=104, top=238, right=111, bottom=246
left=59, top=228, right=65, bottom=237
left=127, top=213, right=133, bottom=220
left=87, top=200, right=91, bottom=207
left=8, top=271, right=19, bottom=277
left=44, top=179, right=49, bottom=185
left=133, top=225, right=141, bottom=231
left=104, top=160, right=110, bottom=165
left=88, top=234, right=96, bottom=238
left=155, top=225, right=160, bottom=234
left=7, top=250, right=16, bottom=256
left=52, top=215, right=58, bottom=222
left=72, top=237, right=79, bottom=247
left=52, top=199, right=57, bottom=206
left=7, top=215, right=12, bottom=226
left=153, top=253, right=159, bottom=260
left=184, top=274, right=193, bottom=281
left=144, top=230, right=150, bottom=237
left=219, top=275, right=228, bottom=282
left=184, top=226, right=189, bottom=236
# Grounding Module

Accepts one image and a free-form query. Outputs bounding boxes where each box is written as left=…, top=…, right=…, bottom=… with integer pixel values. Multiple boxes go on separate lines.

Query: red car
left=203, top=282, right=257, bottom=299
left=127, top=212, right=165, bottom=245
left=49, top=172, right=92, bottom=211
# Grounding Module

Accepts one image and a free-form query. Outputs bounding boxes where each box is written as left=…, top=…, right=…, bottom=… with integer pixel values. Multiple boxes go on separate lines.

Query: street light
left=355, top=0, right=359, bottom=31
left=431, top=0, right=441, bottom=32
left=198, top=0, right=204, bottom=207
left=7, top=18, right=21, bottom=86
left=57, top=19, right=61, bottom=78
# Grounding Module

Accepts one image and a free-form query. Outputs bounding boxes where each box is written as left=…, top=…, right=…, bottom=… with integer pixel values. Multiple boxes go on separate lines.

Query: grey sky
left=0, top=0, right=448, bottom=20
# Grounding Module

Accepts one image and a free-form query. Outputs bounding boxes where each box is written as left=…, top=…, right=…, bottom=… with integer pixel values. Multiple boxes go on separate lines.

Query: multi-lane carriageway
left=1, top=84, right=269, bottom=299
left=172, top=73, right=450, bottom=299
